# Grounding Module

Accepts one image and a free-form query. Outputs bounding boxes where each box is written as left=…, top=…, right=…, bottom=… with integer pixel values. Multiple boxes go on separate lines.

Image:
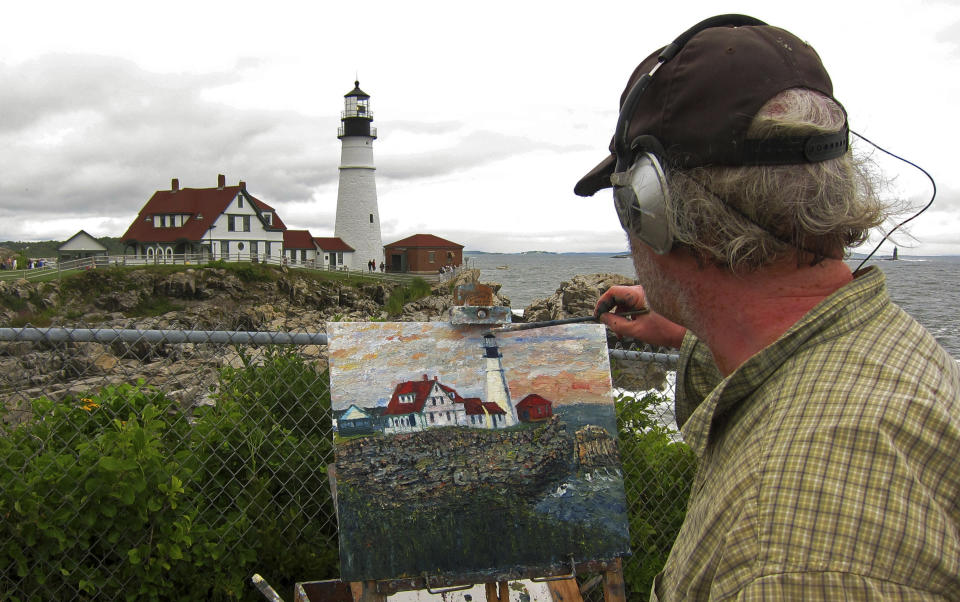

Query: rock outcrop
left=522, top=273, right=636, bottom=322
left=334, top=417, right=572, bottom=508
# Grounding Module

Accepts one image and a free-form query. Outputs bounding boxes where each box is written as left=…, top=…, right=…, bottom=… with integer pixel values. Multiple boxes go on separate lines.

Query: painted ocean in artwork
left=327, top=321, right=630, bottom=584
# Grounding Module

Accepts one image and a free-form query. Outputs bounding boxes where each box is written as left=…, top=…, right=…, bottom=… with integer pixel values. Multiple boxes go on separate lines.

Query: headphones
left=611, top=15, right=848, bottom=255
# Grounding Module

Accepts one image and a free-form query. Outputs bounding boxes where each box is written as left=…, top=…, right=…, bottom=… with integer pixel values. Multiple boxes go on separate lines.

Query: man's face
left=629, top=234, right=693, bottom=327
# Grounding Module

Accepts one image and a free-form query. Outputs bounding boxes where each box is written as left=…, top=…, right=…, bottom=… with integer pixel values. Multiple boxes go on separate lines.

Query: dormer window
left=263, top=212, right=272, bottom=226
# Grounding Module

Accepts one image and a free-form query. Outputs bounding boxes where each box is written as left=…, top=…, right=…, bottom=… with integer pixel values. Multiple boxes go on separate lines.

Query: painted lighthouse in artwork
left=334, top=81, right=384, bottom=271
left=483, top=333, right=518, bottom=426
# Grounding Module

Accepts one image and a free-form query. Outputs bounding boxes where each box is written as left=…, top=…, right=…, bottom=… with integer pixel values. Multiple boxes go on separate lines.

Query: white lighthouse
left=334, top=81, right=383, bottom=271
left=482, top=334, right=518, bottom=427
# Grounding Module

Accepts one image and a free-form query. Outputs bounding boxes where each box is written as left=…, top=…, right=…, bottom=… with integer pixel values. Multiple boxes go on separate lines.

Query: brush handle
left=495, top=309, right=649, bottom=333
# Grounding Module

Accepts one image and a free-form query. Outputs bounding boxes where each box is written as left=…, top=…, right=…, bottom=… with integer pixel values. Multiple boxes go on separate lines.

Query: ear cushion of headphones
left=626, top=153, right=674, bottom=254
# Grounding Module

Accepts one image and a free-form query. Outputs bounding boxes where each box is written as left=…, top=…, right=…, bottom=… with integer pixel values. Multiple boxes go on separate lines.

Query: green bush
left=616, top=390, right=697, bottom=600
left=0, top=350, right=337, bottom=601
left=384, top=277, right=432, bottom=315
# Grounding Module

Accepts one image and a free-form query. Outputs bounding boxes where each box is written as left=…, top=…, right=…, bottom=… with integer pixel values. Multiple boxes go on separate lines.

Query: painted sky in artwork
left=327, top=322, right=612, bottom=410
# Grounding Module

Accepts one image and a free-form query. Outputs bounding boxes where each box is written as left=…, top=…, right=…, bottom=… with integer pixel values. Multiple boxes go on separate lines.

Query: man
left=576, top=15, right=960, bottom=600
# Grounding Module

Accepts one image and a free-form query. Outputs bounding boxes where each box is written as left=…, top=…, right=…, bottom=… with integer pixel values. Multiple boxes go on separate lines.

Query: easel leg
left=498, top=581, right=509, bottom=602
left=547, top=578, right=583, bottom=602
left=486, top=581, right=509, bottom=602
left=601, top=559, right=627, bottom=602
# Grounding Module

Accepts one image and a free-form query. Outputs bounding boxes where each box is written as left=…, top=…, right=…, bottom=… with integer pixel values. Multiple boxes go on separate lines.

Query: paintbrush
left=491, top=309, right=649, bottom=333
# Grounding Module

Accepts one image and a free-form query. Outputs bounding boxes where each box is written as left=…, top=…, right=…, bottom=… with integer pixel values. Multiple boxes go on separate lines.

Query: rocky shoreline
left=1, top=266, right=666, bottom=422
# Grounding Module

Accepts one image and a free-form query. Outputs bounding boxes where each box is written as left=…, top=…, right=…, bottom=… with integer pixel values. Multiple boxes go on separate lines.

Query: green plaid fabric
left=654, top=267, right=960, bottom=600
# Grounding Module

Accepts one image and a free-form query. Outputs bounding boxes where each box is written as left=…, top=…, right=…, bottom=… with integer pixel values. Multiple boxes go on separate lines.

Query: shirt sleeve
left=734, top=571, right=951, bottom=600
left=674, top=331, right=721, bottom=429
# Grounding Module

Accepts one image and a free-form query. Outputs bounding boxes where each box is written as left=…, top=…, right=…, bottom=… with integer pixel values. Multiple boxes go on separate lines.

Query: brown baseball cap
left=575, top=19, right=841, bottom=197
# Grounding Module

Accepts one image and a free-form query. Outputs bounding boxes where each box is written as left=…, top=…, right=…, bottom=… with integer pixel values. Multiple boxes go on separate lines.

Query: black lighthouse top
left=338, top=80, right=377, bottom=140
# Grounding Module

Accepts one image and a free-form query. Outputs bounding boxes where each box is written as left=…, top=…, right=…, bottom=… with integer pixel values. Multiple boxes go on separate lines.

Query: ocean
left=466, top=252, right=960, bottom=359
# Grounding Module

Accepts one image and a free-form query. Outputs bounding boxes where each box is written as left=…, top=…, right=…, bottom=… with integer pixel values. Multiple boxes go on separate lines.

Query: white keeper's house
left=121, top=175, right=287, bottom=262
left=121, top=175, right=354, bottom=267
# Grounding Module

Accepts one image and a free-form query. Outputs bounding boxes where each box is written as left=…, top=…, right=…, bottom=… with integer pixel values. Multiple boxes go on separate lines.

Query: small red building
left=383, top=234, right=463, bottom=274
left=516, top=394, right=554, bottom=423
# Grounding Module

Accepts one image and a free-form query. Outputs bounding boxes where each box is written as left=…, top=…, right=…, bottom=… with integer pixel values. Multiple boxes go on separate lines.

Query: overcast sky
left=2, top=1, right=958, bottom=254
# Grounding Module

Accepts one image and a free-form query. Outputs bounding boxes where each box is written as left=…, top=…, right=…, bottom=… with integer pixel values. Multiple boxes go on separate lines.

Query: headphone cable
left=852, top=130, right=937, bottom=272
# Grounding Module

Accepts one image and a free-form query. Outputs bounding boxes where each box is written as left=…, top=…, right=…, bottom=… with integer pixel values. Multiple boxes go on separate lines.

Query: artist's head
left=575, top=15, right=886, bottom=272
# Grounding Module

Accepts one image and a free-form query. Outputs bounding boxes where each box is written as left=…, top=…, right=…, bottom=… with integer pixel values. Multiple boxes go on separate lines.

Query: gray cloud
left=379, top=130, right=582, bottom=181
left=0, top=54, right=582, bottom=237
left=0, top=55, right=362, bottom=223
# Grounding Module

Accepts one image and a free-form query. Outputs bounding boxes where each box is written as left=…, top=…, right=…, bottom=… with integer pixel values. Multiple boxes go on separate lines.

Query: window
left=264, top=242, right=271, bottom=257
left=238, top=242, right=245, bottom=251
left=227, top=215, right=250, bottom=232
left=301, top=249, right=307, bottom=263
left=263, top=212, right=272, bottom=225
left=337, top=252, right=343, bottom=263
left=237, top=195, right=244, bottom=209
left=369, top=213, right=373, bottom=223
left=220, top=241, right=229, bottom=257
left=428, top=251, right=436, bottom=263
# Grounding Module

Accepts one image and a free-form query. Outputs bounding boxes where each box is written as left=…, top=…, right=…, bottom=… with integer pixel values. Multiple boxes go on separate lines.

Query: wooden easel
left=345, top=558, right=626, bottom=602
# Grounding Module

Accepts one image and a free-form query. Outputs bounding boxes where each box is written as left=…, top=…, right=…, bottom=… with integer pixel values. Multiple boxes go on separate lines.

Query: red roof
left=283, top=230, right=316, bottom=249
left=121, top=183, right=285, bottom=244
left=384, top=375, right=466, bottom=416
left=384, top=234, right=464, bottom=249
left=314, top=237, right=355, bottom=252
left=517, top=394, right=553, bottom=410
left=463, top=397, right=505, bottom=416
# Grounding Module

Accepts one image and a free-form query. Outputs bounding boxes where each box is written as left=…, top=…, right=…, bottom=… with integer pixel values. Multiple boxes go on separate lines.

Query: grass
left=385, top=277, right=433, bottom=316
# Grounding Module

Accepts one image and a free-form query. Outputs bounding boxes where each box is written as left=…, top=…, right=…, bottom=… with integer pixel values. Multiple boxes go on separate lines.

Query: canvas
left=328, top=321, right=631, bottom=584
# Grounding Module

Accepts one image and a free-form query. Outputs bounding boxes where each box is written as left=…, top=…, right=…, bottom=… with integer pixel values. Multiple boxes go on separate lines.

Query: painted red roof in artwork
left=383, top=376, right=470, bottom=416
left=463, top=397, right=506, bottom=415
left=121, top=184, right=285, bottom=244
left=283, top=230, right=317, bottom=249
left=313, top=237, right=355, bottom=252
left=517, top=394, right=553, bottom=410
left=384, top=234, right=464, bottom=249
left=383, top=376, right=440, bottom=416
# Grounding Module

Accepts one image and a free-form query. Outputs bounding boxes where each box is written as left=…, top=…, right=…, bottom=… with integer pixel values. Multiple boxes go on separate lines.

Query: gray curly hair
left=665, top=88, right=887, bottom=271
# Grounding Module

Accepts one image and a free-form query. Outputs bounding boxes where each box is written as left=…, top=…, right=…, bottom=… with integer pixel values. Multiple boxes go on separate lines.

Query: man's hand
left=595, top=285, right=687, bottom=349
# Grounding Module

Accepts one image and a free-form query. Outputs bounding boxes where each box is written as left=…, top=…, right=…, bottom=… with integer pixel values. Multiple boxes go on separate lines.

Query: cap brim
left=574, top=153, right=616, bottom=197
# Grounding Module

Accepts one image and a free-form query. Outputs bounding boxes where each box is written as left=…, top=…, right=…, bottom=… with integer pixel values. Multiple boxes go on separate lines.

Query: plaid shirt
left=654, top=267, right=960, bottom=600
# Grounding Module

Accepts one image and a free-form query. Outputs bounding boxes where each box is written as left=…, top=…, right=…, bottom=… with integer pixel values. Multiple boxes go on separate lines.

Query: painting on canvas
left=328, top=321, right=630, bottom=583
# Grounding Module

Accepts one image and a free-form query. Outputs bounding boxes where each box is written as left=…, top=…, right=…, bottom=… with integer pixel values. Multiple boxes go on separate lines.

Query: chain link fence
left=0, top=323, right=694, bottom=601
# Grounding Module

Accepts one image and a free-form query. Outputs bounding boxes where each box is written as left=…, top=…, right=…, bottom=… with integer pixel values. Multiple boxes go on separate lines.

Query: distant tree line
left=0, top=237, right=125, bottom=257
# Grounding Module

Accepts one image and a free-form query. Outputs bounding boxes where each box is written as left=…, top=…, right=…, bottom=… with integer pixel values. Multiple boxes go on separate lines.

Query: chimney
left=217, top=174, right=225, bottom=189
left=434, top=376, right=438, bottom=381
left=423, top=374, right=428, bottom=380
left=171, top=178, right=179, bottom=193
left=239, top=180, right=246, bottom=191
